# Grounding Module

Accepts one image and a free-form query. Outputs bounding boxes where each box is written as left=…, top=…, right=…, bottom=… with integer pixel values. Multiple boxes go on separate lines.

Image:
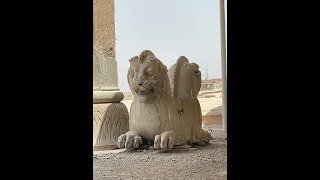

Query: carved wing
left=127, top=56, right=139, bottom=95
left=190, top=63, right=202, bottom=98
left=168, top=56, right=201, bottom=99
left=168, top=56, right=205, bottom=143
left=168, top=56, right=188, bottom=98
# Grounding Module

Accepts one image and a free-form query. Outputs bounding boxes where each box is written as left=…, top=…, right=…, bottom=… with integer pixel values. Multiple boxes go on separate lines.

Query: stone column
left=93, top=0, right=129, bottom=151
left=219, top=0, right=227, bottom=133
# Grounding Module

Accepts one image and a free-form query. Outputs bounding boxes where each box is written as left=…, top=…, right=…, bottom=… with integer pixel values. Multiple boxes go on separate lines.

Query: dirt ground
left=93, top=138, right=227, bottom=180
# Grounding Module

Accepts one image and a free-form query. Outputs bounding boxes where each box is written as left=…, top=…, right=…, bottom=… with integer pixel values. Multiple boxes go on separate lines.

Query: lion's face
left=128, top=54, right=165, bottom=103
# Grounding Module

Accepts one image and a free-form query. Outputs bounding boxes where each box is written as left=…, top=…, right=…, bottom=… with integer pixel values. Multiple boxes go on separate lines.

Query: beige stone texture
left=117, top=50, right=212, bottom=150
left=93, top=47, right=119, bottom=92
left=93, top=0, right=115, bottom=57
left=93, top=102, right=129, bottom=150
left=93, top=0, right=129, bottom=151
left=93, top=91, right=124, bottom=103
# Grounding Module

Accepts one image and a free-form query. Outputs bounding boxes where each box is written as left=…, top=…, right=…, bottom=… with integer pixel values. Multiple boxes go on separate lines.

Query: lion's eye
left=134, top=67, right=140, bottom=73
left=146, top=71, right=153, bottom=76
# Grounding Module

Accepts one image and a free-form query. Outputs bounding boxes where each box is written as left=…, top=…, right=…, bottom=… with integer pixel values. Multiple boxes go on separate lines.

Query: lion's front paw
left=154, top=131, right=175, bottom=150
left=117, top=131, right=143, bottom=149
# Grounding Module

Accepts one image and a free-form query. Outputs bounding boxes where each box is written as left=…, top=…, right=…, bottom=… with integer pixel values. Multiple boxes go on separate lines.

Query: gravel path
left=93, top=138, right=227, bottom=180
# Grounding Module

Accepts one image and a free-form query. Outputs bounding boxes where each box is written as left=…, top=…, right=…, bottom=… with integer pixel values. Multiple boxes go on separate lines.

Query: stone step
left=202, top=115, right=222, bottom=125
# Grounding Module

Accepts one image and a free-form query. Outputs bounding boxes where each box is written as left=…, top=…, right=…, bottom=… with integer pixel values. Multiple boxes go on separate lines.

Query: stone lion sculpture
left=118, top=50, right=212, bottom=150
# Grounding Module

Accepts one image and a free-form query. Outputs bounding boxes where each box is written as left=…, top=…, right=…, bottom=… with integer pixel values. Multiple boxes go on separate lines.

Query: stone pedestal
left=93, top=102, right=129, bottom=151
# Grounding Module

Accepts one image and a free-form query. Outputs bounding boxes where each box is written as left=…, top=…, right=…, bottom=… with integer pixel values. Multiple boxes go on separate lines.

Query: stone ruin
left=93, top=47, right=129, bottom=151
left=93, top=0, right=130, bottom=151
left=117, top=50, right=212, bottom=150
left=93, top=0, right=212, bottom=151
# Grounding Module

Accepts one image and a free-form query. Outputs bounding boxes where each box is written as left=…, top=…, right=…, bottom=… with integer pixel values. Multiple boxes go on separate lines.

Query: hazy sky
left=114, top=0, right=227, bottom=92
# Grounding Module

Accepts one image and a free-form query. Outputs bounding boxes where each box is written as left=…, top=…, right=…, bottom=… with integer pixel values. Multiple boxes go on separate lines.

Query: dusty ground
left=93, top=138, right=227, bottom=180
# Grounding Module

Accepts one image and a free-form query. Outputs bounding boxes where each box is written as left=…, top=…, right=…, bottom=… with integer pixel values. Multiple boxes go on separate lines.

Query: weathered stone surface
left=93, top=48, right=119, bottom=91
left=93, top=0, right=129, bottom=151
left=118, top=50, right=212, bottom=150
left=93, top=91, right=124, bottom=103
left=93, top=102, right=129, bottom=150
left=93, top=0, right=115, bottom=57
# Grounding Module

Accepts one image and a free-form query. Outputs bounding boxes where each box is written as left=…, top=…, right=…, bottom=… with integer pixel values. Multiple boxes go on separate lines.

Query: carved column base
left=93, top=102, right=129, bottom=151
left=93, top=91, right=124, bottom=103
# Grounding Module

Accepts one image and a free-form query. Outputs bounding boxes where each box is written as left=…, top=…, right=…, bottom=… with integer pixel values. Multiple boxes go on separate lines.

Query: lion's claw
left=154, top=131, right=175, bottom=150
left=118, top=131, right=142, bottom=149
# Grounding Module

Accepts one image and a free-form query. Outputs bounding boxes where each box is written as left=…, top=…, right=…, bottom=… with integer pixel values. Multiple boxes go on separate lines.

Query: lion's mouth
left=137, top=88, right=154, bottom=95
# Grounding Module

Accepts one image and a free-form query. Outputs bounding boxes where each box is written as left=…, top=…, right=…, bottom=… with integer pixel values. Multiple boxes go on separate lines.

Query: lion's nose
left=134, top=80, right=144, bottom=87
